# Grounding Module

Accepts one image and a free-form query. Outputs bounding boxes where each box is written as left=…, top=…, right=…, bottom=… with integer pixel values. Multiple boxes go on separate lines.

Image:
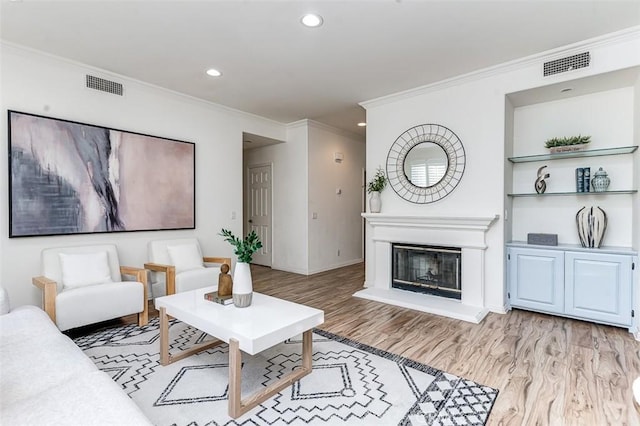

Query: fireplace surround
left=357, top=214, right=498, bottom=323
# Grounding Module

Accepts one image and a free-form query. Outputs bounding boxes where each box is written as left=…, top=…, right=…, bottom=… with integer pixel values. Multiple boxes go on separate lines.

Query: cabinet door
left=565, top=252, right=632, bottom=327
left=508, top=247, right=564, bottom=314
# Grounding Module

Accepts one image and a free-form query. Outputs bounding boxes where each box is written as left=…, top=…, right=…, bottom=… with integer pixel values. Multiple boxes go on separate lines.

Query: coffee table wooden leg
left=227, top=330, right=314, bottom=419
left=302, top=329, right=312, bottom=370
left=229, top=338, right=242, bottom=418
left=160, top=307, right=169, bottom=366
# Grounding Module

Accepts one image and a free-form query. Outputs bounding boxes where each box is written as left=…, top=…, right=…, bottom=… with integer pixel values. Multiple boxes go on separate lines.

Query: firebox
left=392, top=244, right=462, bottom=300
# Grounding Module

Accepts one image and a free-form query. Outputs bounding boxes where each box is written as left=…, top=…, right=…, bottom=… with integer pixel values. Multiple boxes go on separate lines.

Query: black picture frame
left=8, top=110, right=196, bottom=237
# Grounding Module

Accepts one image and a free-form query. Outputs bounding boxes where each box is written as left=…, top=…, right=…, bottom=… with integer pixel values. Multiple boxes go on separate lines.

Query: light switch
left=312, top=212, right=318, bottom=219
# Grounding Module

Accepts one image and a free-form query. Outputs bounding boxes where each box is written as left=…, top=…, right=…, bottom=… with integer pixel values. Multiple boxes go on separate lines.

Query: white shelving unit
left=504, top=68, right=639, bottom=334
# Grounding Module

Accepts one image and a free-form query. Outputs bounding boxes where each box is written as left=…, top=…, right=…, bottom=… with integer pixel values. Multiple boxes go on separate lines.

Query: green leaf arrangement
left=219, top=229, right=263, bottom=263
left=544, top=135, right=591, bottom=148
left=367, top=167, right=388, bottom=193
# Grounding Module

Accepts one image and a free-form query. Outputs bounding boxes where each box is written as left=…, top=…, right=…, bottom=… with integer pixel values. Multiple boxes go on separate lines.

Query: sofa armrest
left=143, top=262, right=176, bottom=296
left=203, top=257, right=232, bottom=267
left=32, top=275, right=57, bottom=324
left=119, top=266, right=148, bottom=326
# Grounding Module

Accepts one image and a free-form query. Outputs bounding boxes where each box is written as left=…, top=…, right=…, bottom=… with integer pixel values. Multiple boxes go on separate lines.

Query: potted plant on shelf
left=367, top=166, right=387, bottom=213
left=219, top=229, right=263, bottom=308
left=544, top=135, right=591, bottom=153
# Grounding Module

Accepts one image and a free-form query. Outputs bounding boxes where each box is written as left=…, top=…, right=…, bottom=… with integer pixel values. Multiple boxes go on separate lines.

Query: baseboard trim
left=307, top=259, right=364, bottom=275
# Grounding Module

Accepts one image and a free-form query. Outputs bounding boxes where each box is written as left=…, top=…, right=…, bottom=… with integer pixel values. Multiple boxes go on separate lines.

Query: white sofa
left=0, top=303, right=151, bottom=425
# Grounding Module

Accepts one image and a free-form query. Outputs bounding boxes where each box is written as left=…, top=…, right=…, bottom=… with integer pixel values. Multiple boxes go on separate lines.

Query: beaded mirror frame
left=386, top=124, right=466, bottom=204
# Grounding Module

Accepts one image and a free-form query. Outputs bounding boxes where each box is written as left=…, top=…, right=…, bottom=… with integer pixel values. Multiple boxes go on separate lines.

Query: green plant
left=219, top=229, right=263, bottom=263
left=544, top=135, right=591, bottom=148
left=367, top=167, right=387, bottom=193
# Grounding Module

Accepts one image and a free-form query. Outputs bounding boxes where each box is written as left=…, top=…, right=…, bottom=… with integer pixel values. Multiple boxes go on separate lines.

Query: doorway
left=246, top=163, right=272, bottom=267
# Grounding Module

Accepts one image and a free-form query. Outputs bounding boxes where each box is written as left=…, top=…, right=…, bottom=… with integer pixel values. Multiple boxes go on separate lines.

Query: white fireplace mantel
left=357, top=213, right=499, bottom=323
left=361, top=214, right=498, bottom=232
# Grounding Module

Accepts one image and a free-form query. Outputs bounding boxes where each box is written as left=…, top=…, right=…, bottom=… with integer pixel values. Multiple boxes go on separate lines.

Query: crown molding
left=360, top=26, right=640, bottom=110
left=286, top=119, right=365, bottom=142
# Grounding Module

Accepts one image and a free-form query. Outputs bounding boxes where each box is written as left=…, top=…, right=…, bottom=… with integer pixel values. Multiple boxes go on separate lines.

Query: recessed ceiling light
left=301, top=13, right=323, bottom=28
left=206, top=68, right=222, bottom=77
left=357, top=122, right=367, bottom=127
left=560, top=87, right=573, bottom=93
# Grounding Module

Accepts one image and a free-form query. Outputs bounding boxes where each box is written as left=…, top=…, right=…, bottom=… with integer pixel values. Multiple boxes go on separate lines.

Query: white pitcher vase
left=369, top=191, right=382, bottom=213
left=232, top=262, right=253, bottom=307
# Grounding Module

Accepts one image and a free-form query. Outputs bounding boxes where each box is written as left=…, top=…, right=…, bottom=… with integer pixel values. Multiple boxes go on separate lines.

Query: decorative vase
left=591, top=167, right=610, bottom=192
left=576, top=206, right=607, bottom=248
left=369, top=191, right=382, bottom=213
left=232, top=262, right=253, bottom=307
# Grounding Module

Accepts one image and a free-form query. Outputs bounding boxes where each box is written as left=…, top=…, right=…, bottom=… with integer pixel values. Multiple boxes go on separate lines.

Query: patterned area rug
left=73, top=318, right=498, bottom=425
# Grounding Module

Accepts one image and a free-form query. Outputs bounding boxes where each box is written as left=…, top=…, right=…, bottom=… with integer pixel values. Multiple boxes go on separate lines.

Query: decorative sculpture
left=576, top=206, right=607, bottom=248
left=217, top=263, right=233, bottom=296
left=534, top=165, right=550, bottom=194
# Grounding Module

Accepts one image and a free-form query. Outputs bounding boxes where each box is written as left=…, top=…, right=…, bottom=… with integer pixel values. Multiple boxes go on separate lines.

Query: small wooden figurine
left=218, top=263, right=233, bottom=296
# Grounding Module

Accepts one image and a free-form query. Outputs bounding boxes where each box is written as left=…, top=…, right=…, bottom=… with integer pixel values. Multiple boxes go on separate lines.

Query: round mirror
left=403, top=142, right=448, bottom=187
left=386, top=124, right=465, bottom=204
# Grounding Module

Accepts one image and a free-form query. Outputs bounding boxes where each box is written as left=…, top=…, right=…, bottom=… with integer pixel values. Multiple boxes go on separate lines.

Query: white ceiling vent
left=543, top=52, right=590, bottom=77
left=85, top=74, right=123, bottom=96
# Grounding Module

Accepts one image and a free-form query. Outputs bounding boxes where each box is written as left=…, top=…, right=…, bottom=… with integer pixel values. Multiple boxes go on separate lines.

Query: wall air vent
left=543, top=52, right=590, bottom=77
left=85, top=75, right=123, bottom=96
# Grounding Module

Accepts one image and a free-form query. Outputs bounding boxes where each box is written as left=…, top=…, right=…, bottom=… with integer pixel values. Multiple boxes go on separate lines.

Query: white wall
left=308, top=121, right=365, bottom=274
left=512, top=87, right=635, bottom=246
left=243, top=119, right=365, bottom=275
left=243, top=123, right=309, bottom=274
left=362, top=29, right=640, bottom=313
left=1, top=43, right=286, bottom=308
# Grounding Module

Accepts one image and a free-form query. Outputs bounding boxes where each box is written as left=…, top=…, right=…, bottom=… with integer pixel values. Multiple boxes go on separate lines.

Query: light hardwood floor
left=109, top=262, right=640, bottom=425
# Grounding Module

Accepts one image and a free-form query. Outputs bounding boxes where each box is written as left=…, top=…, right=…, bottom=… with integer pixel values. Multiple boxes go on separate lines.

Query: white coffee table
left=154, top=288, right=324, bottom=418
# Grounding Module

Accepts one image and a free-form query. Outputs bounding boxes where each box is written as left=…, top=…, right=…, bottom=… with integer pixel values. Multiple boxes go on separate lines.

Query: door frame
left=244, top=162, right=273, bottom=267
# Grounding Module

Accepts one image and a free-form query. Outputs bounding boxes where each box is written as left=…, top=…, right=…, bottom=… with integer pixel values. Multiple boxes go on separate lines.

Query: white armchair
left=144, top=238, right=231, bottom=297
left=32, top=244, right=148, bottom=331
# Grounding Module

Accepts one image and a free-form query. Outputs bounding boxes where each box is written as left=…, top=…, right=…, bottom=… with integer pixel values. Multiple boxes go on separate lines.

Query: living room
left=1, top=1, right=640, bottom=425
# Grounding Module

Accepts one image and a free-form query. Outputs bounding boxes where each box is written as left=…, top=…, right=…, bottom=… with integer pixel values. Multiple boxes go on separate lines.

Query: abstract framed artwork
left=8, top=110, right=195, bottom=237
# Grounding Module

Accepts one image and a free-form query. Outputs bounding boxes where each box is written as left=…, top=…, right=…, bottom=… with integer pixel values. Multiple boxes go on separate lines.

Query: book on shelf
left=204, top=291, right=233, bottom=305
left=576, top=168, right=584, bottom=192
left=583, top=167, right=590, bottom=192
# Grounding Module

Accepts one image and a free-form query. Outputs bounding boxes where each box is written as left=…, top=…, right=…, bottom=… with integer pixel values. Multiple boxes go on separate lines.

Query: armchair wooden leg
left=138, top=307, right=148, bottom=327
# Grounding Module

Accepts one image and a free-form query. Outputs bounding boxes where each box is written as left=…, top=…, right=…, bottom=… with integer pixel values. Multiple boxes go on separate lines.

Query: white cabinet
left=565, top=251, right=633, bottom=326
left=507, top=244, right=636, bottom=329
left=508, top=247, right=564, bottom=314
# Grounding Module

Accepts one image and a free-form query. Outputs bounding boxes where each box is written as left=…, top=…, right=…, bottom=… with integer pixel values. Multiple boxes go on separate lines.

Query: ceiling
left=2, top=1, right=639, bottom=139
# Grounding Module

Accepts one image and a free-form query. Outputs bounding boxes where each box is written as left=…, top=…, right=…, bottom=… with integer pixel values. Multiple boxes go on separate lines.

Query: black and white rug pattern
left=73, top=318, right=498, bottom=426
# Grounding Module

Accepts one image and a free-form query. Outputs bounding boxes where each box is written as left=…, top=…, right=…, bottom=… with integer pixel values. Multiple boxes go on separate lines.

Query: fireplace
left=392, top=244, right=461, bottom=300
left=356, top=214, right=499, bottom=323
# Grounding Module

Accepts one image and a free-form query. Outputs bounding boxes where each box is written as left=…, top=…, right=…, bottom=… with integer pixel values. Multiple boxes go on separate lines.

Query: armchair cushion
left=0, top=286, right=9, bottom=315
left=167, top=243, right=204, bottom=273
left=174, top=268, right=218, bottom=293
left=59, top=251, right=113, bottom=289
left=55, top=281, right=144, bottom=332
left=42, top=244, right=123, bottom=293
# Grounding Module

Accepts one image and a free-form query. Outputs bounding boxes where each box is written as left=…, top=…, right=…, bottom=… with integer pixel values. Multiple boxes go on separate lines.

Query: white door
left=247, top=164, right=272, bottom=267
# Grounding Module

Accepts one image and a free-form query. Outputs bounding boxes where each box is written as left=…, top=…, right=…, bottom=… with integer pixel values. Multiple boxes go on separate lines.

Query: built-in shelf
left=508, top=189, right=637, bottom=197
left=508, top=145, right=638, bottom=163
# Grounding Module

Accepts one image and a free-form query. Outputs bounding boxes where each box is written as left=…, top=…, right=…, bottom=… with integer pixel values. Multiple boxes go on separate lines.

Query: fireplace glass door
left=392, top=244, right=462, bottom=300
